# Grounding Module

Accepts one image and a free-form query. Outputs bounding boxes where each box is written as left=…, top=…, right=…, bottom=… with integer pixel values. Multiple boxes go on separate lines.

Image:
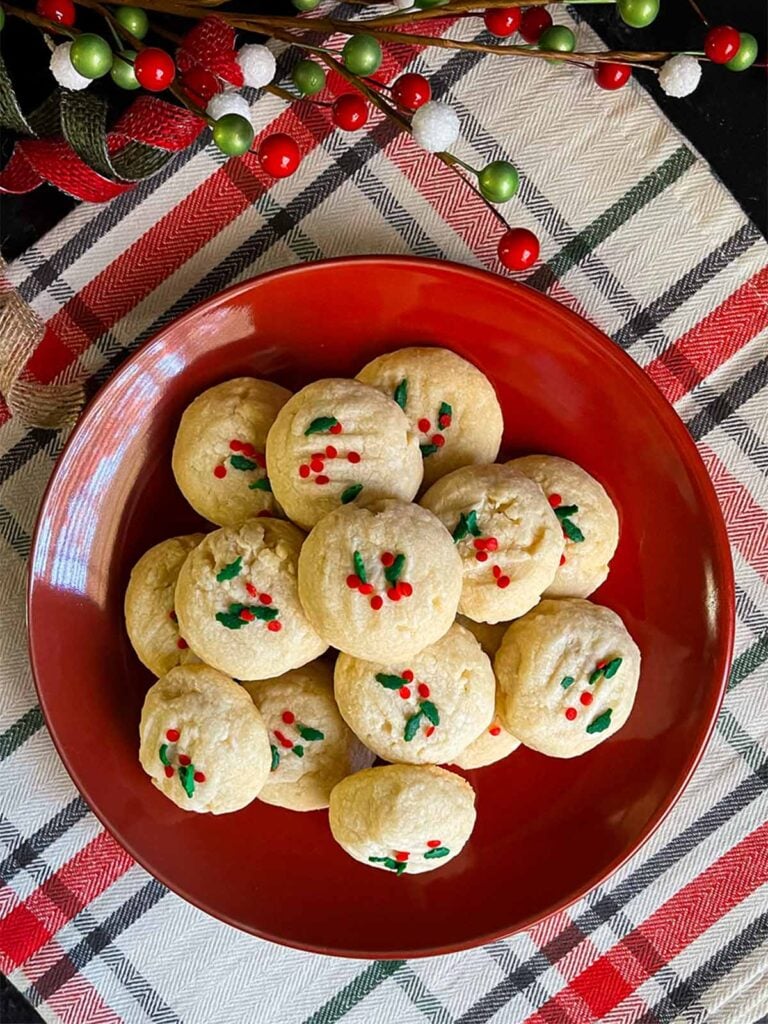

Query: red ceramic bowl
left=28, top=257, right=733, bottom=958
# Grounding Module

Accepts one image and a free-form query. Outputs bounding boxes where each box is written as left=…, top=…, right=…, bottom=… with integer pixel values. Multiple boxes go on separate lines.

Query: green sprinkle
left=270, top=744, right=280, bottom=771
left=420, top=443, right=439, bottom=458
left=404, top=712, right=422, bottom=742
left=249, top=477, right=271, bottom=491
left=554, top=505, right=579, bottom=519
left=438, top=401, right=452, bottom=420
left=228, top=602, right=245, bottom=614
left=159, top=744, right=170, bottom=766
left=353, top=550, right=367, bottom=584
left=604, top=657, right=623, bottom=678
left=423, top=846, right=450, bottom=859
left=293, top=744, right=305, bottom=758
left=341, top=483, right=363, bottom=504
left=297, top=724, right=324, bottom=741
left=586, top=709, right=613, bottom=734
left=589, top=668, right=604, bottom=684
left=384, top=553, right=405, bottom=585
left=305, top=416, right=338, bottom=435
left=369, top=856, right=400, bottom=871
left=466, top=509, right=481, bottom=537
left=393, top=378, right=408, bottom=410
left=252, top=606, right=278, bottom=621
left=216, top=556, right=242, bottom=582
left=560, top=676, right=575, bottom=690
left=420, top=700, right=439, bottom=726
left=179, top=764, right=195, bottom=798
left=452, top=514, right=469, bottom=542
left=395, top=861, right=407, bottom=876
left=230, top=454, right=257, bottom=471
left=216, top=612, right=245, bottom=630
left=562, top=518, right=585, bottom=543
left=376, top=673, right=405, bottom=689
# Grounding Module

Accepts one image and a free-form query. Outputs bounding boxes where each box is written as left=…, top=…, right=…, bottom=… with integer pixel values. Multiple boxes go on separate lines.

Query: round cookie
left=175, top=518, right=327, bottom=680
left=420, top=464, right=563, bottom=623
left=495, top=598, right=641, bottom=758
left=334, top=623, right=495, bottom=765
left=451, top=692, right=520, bottom=770
left=139, top=663, right=271, bottom=814
left=125, top=533, right=205, bottom=676
left=329, top=764, right=476, bottom=875
left=172, top=377, right=291, bottom=527
left=456, top=615, right=508, bottom=659
left=356, top=347, right=504, bottom=488
left=265, top=378, right=422, bottom=530
left=508, top=455, right=619, bottom=598
left=298, top=499, right=462, bottom=661
left=241, top=660, right=373, bottom=811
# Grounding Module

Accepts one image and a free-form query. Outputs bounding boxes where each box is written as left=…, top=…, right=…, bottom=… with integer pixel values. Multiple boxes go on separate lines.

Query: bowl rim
left=27, top=255, right=735, bottom=958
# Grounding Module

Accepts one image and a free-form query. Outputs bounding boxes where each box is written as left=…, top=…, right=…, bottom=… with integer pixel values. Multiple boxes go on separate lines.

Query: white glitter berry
left=411, top=101, right=460, bottom=153
left=237, top=43, right=276, bottom=89
left=658, top=54, right=702, bottom=98
left=49, top=42, right=90, bottom=91
left=206, top=90, right=253, bottom=124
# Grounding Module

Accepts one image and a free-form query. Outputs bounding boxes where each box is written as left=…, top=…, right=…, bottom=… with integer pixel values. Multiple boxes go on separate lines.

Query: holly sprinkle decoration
left=548, top=493, right=585, bottom=544
left=213, top=557, right=282, bottom=631
left=563, top=657, right=622, bottom=730
left=297, top=417, right=364, bottom=501
left=375, top=670, right=439, bottom=741
left=213, top=439, right=270, bottom=490
left=159, top=728, right=205, bottom=797
left=270, top=709, right=325, bottom=768
left=410, top=400, right=452, bottom=457
left=347, top=550, right=413, bottom=609
left=369, top=839, right=450, bottom=874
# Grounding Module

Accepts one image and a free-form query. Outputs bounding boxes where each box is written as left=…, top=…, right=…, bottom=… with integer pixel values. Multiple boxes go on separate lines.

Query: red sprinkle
left=580, top=692, right=594, bottom=706
left=177, top=637, right=188, bottom=649
left=395, top=851, right=409, bottom=862
left=166, top=729, right=180, bottom=742
left=193, top=771, right=206, bottom=783
left=315, top=475, right=330, bottom=485
left=560, top=554, right=567, bottom=566
left=473, top=538, right=487, bottom=550
left=275, top=730, right=293, bottom=749
left=310, top=458, right=324, bottom=473
left=325, top=445, right=338, bottom=458
left=476, top=551, right=489, bottom=562
left=425, top=725, right=436, bottom=737
left=387, top=587, right=401, bottom=602
left=370, top=595, right=383, bottom=611
left=257, top=511, right=272, bottom=518
left=253, top=452, right=266, bottom=468
left=241, top=443, right=257, bottom=458
left=239, top=609, right=255, bottom=622
left=213, top=465, right=227, bottom=479
left=178, top=754, right=191, bottom=766
left=267, top=620, right=282, bottom=632
left=245, top=583, right=258, bottom=598
left=169, top=610, right=177, bottom=622
left=417, top=683, right=430, bottom=698
left=492, top=565, right=502, bottom=579
left=596, top=660, right=608, bottom=669
left=439, top=414, right=452, bottom=428
left=299, top=464, right=310, bottom=479
left=329, top=423, right=343, bottom=435
left=497, top=575, right=511, bottom=589
left=399, top=686, right=411, bottom=699
left=230, top=439, right=243, bottom=451
left=565, top=708, right=578, bottom=721
left=381, top=552, right=395, bottom=567
left=426, top=840, right=441, bottom=848
left=164, top=765, right=174, bottom=778
left=489, top=725, right=502, bottom=736
left=402, top=670, right=414, bottom=683
left=347, top=451, right=361, bottom=463
left=485, top=537, right=499, bottom=552
left=260, top=593, right=272, bottom=605
left=347, top=574, right=362, bottom=589
left=282, top=711, right=295, bottom=724
left=431, top=434, right=445, bottom=448
left=418, top=418, right=431, bottom=433
left=398, top=581, right=413, bottom=597
left=548, top=493, right=562, bottom=508
left=360, top=582, right=374, bottom=595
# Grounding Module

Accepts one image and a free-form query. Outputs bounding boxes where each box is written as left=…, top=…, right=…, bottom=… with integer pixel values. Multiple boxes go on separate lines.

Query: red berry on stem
left=704, top=24, right=741, bottom=64
left=381, top=552, right=395, bottom=567
left=332, top=94, right=369, bottom=131
left=346, top=574, right=362, bottom=589
left=399, top=686, right=411, bottom=699
left=178, top=753, right=191, bottom=766
left=594, top=61, right=631, bottom=90
left=395, top=851, right=409, bottom=862
left=258, top=134, right=301, bottom=178
left=483, top=7, right=521, bottom=37
left=387, top=587, right=401, bottom=601
left=182, top=67, right=219, bottom=106
left=391, top=73, right=431, bottom=111
left=398, top=581, right=413, bottom=597
left=418, top=418, right=432, bottom=433
left=431, top=433, right=445, bottom=448
left=498, top=228, right=540, bottom=271
left=134, top=48, right=176, bottom=92
left=36, top=0, right=75, bottom=26
left=402, top=669, right=414, bottom=682
left=548, top=493, right=562, bottom=507
left=329, top=422, right=343, bottom=434
left=520, top=7, right=552, bottom=43
left=360, top=582, right=374, bottom=595
left=213, top=465, right=227, bottom=478
left=239, top=609, right=255, bottom=622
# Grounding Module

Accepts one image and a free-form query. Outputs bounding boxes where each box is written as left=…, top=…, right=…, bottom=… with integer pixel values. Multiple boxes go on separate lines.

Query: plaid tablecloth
left=1, top=7, right=767, bottom=1023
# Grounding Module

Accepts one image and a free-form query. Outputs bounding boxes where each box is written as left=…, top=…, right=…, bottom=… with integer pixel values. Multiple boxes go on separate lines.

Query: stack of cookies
left=126, top=348, right=640, bottom=877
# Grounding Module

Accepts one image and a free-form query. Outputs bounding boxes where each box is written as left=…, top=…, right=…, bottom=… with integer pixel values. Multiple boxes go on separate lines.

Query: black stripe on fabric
left=0, top=798, right=88, bottom=882
left=0, top=428, right=57, bottom=486
left=0, top=505, right=31, bottom=559
left=686, top=357, right=768, bottom=442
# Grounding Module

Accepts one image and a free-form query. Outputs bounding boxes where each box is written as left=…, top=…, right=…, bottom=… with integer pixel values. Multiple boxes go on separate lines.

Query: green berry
left=616, top=0, right=659, bottom=29
left=292, top=0, right=321, bottom=10
left=342, top=34, right=383, bottom=76
left=478, top=160, right=519, bottom=204
left=70, top=34, right=113, bottom=79
left=538, top=24, right=576, bottom=63
left=725, top=32, right=758, bottom=71
left=115, top=6, right=149, bottom=40
left=212, top=113, right=254, bottom=157
left=110, top=50, right=140, bottom=89
left=292, top=59, right=326, bottom=96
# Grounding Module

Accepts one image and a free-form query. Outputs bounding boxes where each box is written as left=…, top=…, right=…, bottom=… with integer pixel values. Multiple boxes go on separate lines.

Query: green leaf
left=228, top=603, right=246, bottom=615
left=393, top=378, right=408, bottom=410
left=253, top=605, right=279, bottom=621
left=304, top=416, right=338, bottom=435
left=384, top=553, right=405, bottom=584
left=404, top=711, right=422, bottom=742
left=562, top=518, right=585, bottom=543
left=604, top=657, right=623, bottom=678
left=420, top=443, right=439, bottom=458
left=438, top=401, right=452, bottom=420
left=341, top=483, right=363, bottom=504
left=230, top=454, right=257, bottom=471
left=159, top=744, right=170, bottom=766
left=298, top=724, right=324, bottom=741
left=465, top=509, right=481, bottom=537
left=369, top=856, right=400, bottom=871
left=423, top=846, right=450, bottom=859
left=420, top=700, right=439, bottom=726
left=560, top=676, right=575, bottom=690
left=452, top=513, right=469, bottom=542
left=216, top=556, right=243, bottom=582
left=395, top=861, right=407, bottom=876
left=248, top=477, right=271, bottom=491
left=375, top=673, right=405, bottom=689
left=293, top=744, right=305, bottom=758
left=554, top=504, right=579, bottom=519
left=270, top=744, right=280, bottom=772
left=353, top=550, right=367, bottom=584
left=179, top=764, right=195, bottom=798
left=215, top=612, right=245, bottom=630
left=586, top=709, right=613, bottom=734
left=589, top=668, right=604, bottom=684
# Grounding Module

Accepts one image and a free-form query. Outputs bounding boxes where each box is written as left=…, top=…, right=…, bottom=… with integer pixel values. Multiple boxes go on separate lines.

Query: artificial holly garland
left=0, top=0, right=761, bottom=269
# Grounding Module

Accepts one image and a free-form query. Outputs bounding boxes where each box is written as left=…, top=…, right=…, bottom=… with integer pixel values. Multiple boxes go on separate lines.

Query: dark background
left=0, top=1, right=766, bottom=1021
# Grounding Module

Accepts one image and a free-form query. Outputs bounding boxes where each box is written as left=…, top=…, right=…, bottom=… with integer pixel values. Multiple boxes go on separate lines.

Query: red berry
left=395, top=851, right=409, bottom=862
left=178, top=753, right=191, bottom=766
left=492, top=565, right=502, bottom=579
left=230, top=439, right=243, bottom=451
left=565, top=707, right=578, bottom=721
left=381, top=552, right=395, bottom=567
left=134, top=48, right=176, bottom=92
left=402, top=670, right=414, bottom=682
left=426, top=839, right=441, bottom=848
left=258, top=133, right=301, bottom=178
left=398, top=581, right=413, bottom=597
left=485, top=537, right=499, bottom=552
left=483, top=6, right=521, bottom=37
left=417, top=418, right=432, bottom=433
left=282, top=711, right=295, bottom=724
left=325, top=445, right=338, bottom=458
left=315, top=474, right=330, bottom=485
left=245, top=582, right=258, bottom=597
left=417, top=683, right=430, bottom=698
left=548, top=493, right=562, bottom=507
left=310, top=458, right=324, bottom=473
left=370, top=595, right=383, bottom=610
left=360, top=582, right=374, bottom=595
left=299, top=464, right=310, bottom=478
left=431, top=434, right=445, bottom=448
left=473, top=538, right=486, bottom=550
left=580, top=692, right=593, bottom=706
left=182, top=67, right=219, bottom=106
left=497, top=575, right=511, bottom=589
left=704, top=24, right=742, bottom=64
left=560, top=554, right=567, bottom=565
left=596, top=660, right=608, bottom=669
left=439, top=414, right=451, bottom=428
left=498, top=228, right=540, bottom=271
left=253, top=452, right=266, bottom=468
left=36, top=0, right=75, bottom=26
left=193, top=771, right=206, bottom=783
left=213, top=465, right=227, bottom=478
left=260, top=593, right=272, bottom=605
left=346, top=574, right=362, bottom=589
left=476, top=551, right=489, bottom=562
left=347, top=450, right=360, bottom=463
left=332, top=94, right=369, bottom=131
left=519, top=6, right=552, bottom=43
left=392, top=72, right=431, bottom=111
left=166, top=729, right=180, bottom=742
left=267, top=620, right=282, bottom=632
left=275, top=730, right=293, bottom=748
left=241, top=443, right=257, bottom=458
left=425, top=725, right=436, bottom=737
left=489, top=725, right=502, bottom=736
left=329, top=423, right=343, bottom=434
left=594, top=62, right=631, bottom=90
left=399, top=686, right=411, bottom=699
left=387, top=587, right=401, bottom=601
left=164, top=765, right=174, bottom=778
left=176, top=637, right=188, bottom=649
left=169, top=611, right=177, bottom=622
left=240, top=609, right=255, bottom=621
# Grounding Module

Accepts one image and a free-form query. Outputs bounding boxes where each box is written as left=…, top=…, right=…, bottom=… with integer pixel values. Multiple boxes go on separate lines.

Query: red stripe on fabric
left=645, top=267, right=768, bottom=403
left=700, top=444, right=768, bottom=580
left=0, top=904, right=53, bottom=969
left=25, top=327, right=77, bottom=382
left=524, top=820, right=768, bottom=1024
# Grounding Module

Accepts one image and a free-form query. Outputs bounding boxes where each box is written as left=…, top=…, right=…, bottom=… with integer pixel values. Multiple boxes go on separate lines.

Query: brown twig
left=684, top=0, right=709, bottom=27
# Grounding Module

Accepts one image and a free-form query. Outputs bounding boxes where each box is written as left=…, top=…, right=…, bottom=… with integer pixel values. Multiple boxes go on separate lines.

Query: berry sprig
left=368, top=839, right=450, bottom=875
left=270, top=709, right=325, bottom=769
left=346, top=550, right=413, bottom=610
left=548, top=493, right=585, bottom=544
left=418, top=402, right=452, bottom=458
left=213, top=439, right=270, bottom=491
left=563, top=658, right=622, bottom=731
left=158, top=728, right=205, bottom=798
left=213, top=557, right=282, bottom=630
left=297, top=417, right=363, bottom=501
left=451, top=509, right=500, bottom=564
left=375, top=671, right=439, bottom=741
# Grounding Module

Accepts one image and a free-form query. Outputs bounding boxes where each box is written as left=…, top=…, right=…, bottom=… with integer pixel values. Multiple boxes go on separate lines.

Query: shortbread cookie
left=175, top=518, right=327, bottom=679
left=265, top=378, right=422, bottom=530
left=357, top=347, right=504, bottom=488
left=495, top=599, right=641, bottom=757
left=125, top=533, right=205, bottom=676
left=421, top=464, right=563, bottom=623
left=298, top=499, right=462, bottom=661
left=452, top=689, right=520, bottom=770
left=456, top=615, right=508, bottom=659
left=139, top=663, right=271, bottom=814
left=242, top=660, right=373, bottom=811
left=329, top=764, right=476, bottom=875
left=334, top=623, right=495, bottom=765
left=508, top=455, right=619, bottom=597
left=172, top=377, right=291, bottom=527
